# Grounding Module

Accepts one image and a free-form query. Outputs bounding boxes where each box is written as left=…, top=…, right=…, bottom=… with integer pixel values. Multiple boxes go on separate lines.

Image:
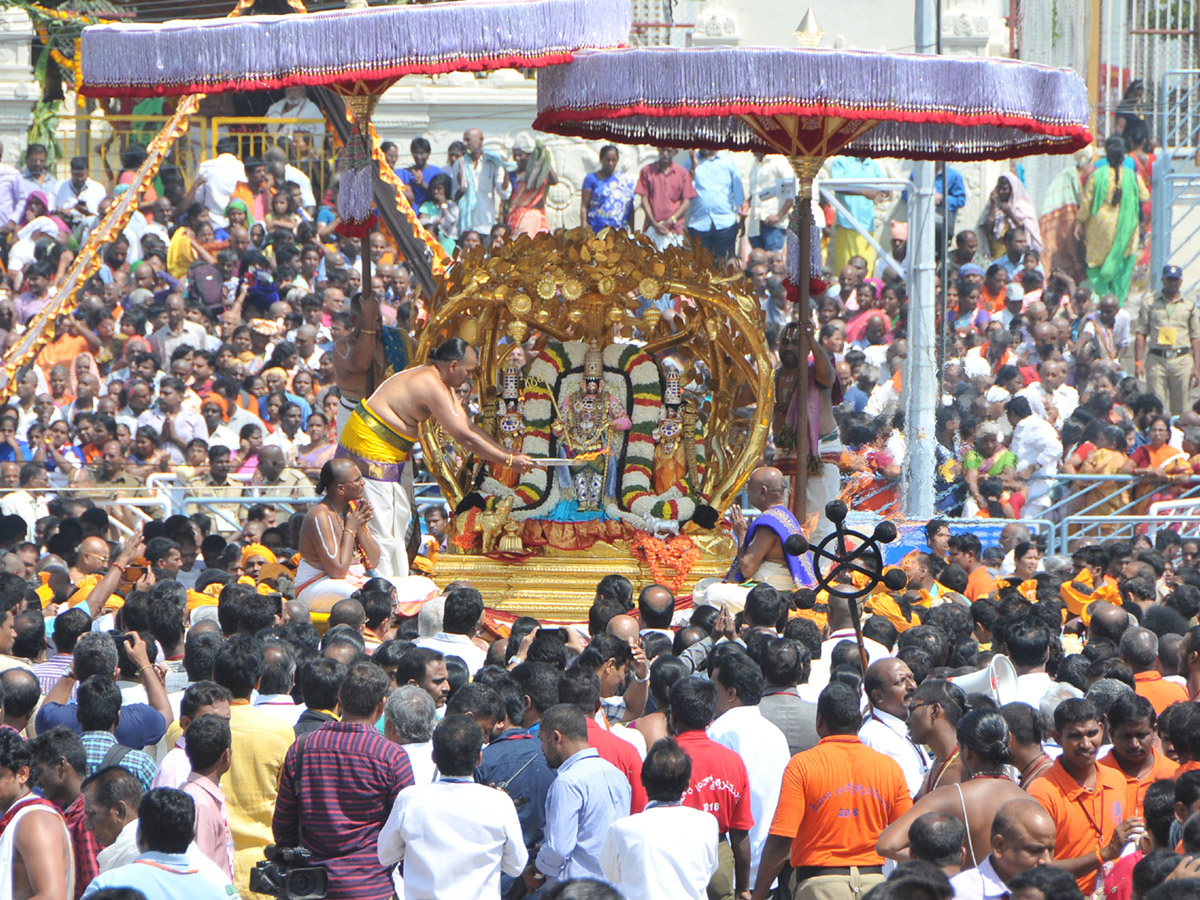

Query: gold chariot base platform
left=434, top=532, right=738, bottom=621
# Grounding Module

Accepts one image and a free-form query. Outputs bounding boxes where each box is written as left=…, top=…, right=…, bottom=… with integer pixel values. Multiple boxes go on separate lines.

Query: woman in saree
left=978, top=173, right=1042, bottom=258
left=1037, top=150, right=1092, bottom=282
left=1131, top=416, right=1189, bottom=515
left=580, top=145, right=636, bottom=233
left=961, top=423, right=1017, bottom=516
left=296, top=410, right=337, bottom=478
left=1076, top=136, right=1149, bottom=304
left=506, top=135, right=557, bottom=239
left=1074, top=424, right=1135, bottom=538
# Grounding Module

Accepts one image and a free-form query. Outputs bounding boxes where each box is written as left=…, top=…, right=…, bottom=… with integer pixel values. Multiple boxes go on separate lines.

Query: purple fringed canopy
left=79, top=0, right=632, bottom=97
left=533, top=47, right=1092, bottom=162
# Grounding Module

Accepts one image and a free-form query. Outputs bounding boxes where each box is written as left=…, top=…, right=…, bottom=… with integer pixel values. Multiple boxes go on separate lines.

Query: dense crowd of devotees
left=0, top=85, right=1199, bottom=900
left=2, top=515, right=1200, bottom=900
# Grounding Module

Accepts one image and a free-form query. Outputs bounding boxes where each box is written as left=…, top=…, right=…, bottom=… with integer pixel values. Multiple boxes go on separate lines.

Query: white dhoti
left=335, top=394, right=359, bottom=435
left=645, top=227, right=687, bottom=252
left=294, top=559, right=368, bottom=613
left=362, top=472, right=413, bottom=578
left=700, top=562, right=798, bottom=613
left=806, top=430, right=843, bottom=542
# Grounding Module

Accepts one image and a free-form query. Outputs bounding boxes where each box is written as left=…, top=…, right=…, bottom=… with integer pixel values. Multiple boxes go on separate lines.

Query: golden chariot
left=417, top=227, right=773, bottom=619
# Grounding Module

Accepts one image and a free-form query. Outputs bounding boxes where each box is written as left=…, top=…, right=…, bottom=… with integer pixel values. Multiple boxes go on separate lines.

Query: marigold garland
left=451, top=508, right=480, bottom=551
left=630, top=532, right=702, bottom=595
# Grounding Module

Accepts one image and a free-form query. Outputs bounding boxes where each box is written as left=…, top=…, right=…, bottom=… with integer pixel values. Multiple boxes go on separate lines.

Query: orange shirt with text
left=769, top=734, right=912, bottom=868
left=1027, top=759, right=1128, bottom=895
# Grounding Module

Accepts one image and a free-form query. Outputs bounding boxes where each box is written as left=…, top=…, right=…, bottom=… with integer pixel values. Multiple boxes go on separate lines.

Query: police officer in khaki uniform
left=1135, top=264, right=1200, bottom=416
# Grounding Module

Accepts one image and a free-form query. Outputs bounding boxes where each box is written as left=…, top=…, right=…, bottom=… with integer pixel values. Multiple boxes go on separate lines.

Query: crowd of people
left=0, top=81, right=1196, bottom=900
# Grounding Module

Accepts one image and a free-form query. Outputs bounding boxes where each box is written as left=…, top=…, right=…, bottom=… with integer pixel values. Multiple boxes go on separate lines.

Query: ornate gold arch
left=414, top=226, right=774, bottom=522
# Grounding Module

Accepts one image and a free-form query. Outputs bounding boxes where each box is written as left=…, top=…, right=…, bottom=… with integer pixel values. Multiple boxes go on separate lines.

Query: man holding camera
left=272, top=662, right=414, bottom=900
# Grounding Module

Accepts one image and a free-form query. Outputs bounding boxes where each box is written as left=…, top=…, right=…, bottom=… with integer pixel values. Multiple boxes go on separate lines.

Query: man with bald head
left=605, top=614, right=640, bottom=645
left=71, top=535, right=110, bottom=583
left=859, top=657, right=928, bottom=798
left=1087, top=600, right=1130, bottom=647
left=452, top=127, right=509, bottom=232
left=636, top=585, right=675, bottom=637
left=949, top=799, right=1057, bottom=900
left=295, top=458, right=380, bottom=614
left=726, top=467, right=809, bottom=600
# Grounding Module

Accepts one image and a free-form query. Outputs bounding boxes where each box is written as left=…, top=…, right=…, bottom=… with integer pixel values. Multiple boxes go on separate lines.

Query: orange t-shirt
left=1133, top=671, right=1189, bottom=715
left=965, top=566, right=997, bottom=602
left=1028, top=759, right=1128, bottom=895
left=769, top=734, right=912, bottom=867
left=982, top=283, right=1005, bottom=313
left=1098, top=749, right=1177, bottom=816
left=1173, top=759, right=1200, bottom=780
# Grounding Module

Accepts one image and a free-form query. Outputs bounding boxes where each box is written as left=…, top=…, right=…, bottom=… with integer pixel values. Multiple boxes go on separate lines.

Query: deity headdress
left=501, top=357, right=523, bottom=401
left=663, top=368, right=683, bottom=406
left=583, top=344, right=603, bottom=380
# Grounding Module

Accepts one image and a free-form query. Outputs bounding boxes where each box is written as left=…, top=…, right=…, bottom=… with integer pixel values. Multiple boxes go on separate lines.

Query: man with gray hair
left=384, top=685, right=438, bottom=785
left=1121, top=626, right=1189, bottom=713
left=997, top=522, right=1032, bottom=578
left=1085, top=678, right=1135, bottom=741
left=35, top=632, right=170, bottom=749
left=254, top=639, right=301, bottom=725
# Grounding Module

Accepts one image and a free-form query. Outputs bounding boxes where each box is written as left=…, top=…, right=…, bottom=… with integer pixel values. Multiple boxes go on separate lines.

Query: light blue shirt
left=687, top=153, right=744, bottom=232
left=829, top=156, right=885, bottom=230
left=82, top=851, right=235, bottom=900
left=536, top=747, right=631, bottom=884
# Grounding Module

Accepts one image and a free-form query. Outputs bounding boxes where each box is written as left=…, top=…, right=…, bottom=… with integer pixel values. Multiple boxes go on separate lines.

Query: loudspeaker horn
left=948, top=654, right=1018, bottom=706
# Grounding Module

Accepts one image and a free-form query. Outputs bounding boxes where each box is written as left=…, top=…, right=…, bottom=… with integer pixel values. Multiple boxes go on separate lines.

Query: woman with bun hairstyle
left=876, top=707, right=1031, bottom=868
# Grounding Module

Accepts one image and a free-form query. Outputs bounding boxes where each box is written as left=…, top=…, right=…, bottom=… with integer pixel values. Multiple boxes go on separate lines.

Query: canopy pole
left=787, top=156, right=826, bottom=524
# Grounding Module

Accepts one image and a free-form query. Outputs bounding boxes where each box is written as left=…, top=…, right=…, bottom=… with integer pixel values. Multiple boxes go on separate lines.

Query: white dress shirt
left=377, top=776, right=527, bottom=900
left=195, top=153, right=247, bottom=227
left=948, top=854, right=1008, bottom=900
left=55, top=177, right=107, bottom=218
left=1014, top=671, right=1055, bottom=710
left=415, top=632, right=488, bottom=675
left=1010, top=414, right=1063, bottom=504
left=599, top=802, right=720, bottom=900
left=858, top=707, right=928, bottom=799
left=707, top=705, right=790, bottom=885
left=400, top=740, right=437, bottom=785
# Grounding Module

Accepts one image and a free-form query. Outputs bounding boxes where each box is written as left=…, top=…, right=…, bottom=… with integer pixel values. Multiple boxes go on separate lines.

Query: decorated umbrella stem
left=785, top=156, right=826, bottom=524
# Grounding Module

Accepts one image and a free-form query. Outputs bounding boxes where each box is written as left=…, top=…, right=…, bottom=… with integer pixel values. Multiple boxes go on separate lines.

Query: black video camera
left=249, top=844, right=328, bottom=900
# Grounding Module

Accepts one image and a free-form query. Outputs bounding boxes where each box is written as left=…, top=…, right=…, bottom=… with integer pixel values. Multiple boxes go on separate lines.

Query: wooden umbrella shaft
left=792, top=194, right=811, bottom=521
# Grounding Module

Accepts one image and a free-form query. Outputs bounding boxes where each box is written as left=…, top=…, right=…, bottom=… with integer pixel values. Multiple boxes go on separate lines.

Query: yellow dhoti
left=336, top=401, right=416, bottom=578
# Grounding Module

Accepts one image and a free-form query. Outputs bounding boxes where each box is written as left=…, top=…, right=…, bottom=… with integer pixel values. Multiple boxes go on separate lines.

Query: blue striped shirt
left=82, top=731, right=158, bottom=792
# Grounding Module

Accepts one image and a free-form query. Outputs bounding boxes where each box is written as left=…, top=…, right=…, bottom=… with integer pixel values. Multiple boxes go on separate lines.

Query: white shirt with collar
left=808, top=629, right=892, bottom=692
left=1010, top=414, right=1063, bottom=503
left=707, top=705, right=790, bottom=885
left=415, top=632, right=488, bottom=675
left=54, top=177, right=107, bottom=218
left=400, top=740, right=438, bottom=785
left=253, top=693, right=304, bottom=726
left=948, top=854, right=1008, bottom=900
left=858, top=706, right=928, bottom=799
left=377, top=775, right=528, bottom=900
left=599, top=802, right=720, bottom=900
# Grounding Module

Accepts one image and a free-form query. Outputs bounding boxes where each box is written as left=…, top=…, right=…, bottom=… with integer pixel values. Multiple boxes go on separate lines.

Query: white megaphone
left=949, top=654, right=1018, bottom=706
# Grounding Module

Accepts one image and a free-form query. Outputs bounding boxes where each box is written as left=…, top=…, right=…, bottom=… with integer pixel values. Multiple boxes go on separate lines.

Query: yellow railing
left=208, top=117, right=329, bottom=162
left=51, top=114, right=332, bottom=188
left=53, top=114, right=209, bottom=188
